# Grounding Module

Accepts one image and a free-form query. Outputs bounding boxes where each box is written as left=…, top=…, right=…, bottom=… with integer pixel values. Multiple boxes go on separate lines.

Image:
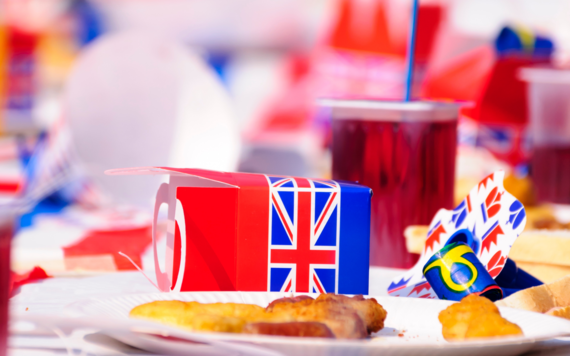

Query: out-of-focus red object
left=474, top=57, right=547, bottom=125
left=422, top=46, right=495, bottom=108
left=252, top=0, right=444, bottom=141
left=327, top=0, right=393, bottom=55
left=62, top=226, right=152, bottom=271
left=0, top=218, right=11, bottom=355
left=423, top=33, right=551, bottom=167
left=9, top=266, right=50, bottom=296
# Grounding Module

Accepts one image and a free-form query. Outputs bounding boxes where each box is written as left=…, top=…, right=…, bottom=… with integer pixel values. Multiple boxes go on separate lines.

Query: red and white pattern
left=389, top=170, right=526, bottom=299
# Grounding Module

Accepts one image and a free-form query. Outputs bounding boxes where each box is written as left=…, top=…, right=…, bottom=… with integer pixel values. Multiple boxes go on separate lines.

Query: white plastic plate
left=63, top=292, right=570, bottom=356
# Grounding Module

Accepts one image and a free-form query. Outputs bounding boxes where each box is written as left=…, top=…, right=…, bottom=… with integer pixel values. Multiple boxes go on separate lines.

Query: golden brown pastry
left=129, top=300, right=278, bottom=333
left=464, top=312, right=523, bottom=339
left=439, top=295, right=522, bottom=341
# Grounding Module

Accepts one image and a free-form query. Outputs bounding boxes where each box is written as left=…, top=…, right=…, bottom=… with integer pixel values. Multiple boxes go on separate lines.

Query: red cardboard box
left=107, top=167, right=372, bottom=295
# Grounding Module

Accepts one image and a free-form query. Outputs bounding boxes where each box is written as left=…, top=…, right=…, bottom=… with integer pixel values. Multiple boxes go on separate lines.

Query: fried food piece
left=130, top=300, right=284, bottom=333
left=243, top=322, right=335, bottom=338
left=546, top=306, right=570, bottom=320
left=439, top=294, right=500, bottom=341
left=439, top=295, right=522, bottom=341
left=268, top=297, right=366, bottom=339
left=314, top=294, right=387, bottom=333
left=130, top=301, right=191, bottom=327
left=465, top=313, right=523, bottom=339
left=185, top=302, right=267, bottom=320
left=266, top=295, right=314, bottom=310
left=130, top=301, right=247, bottom=332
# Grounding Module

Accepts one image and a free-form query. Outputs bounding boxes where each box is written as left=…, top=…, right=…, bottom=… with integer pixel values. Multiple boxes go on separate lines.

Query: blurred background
left=3, top=0, right=570, bottom=277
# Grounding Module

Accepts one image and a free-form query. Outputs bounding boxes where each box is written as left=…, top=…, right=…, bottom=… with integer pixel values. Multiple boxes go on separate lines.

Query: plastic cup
left=0, top=212, right=14, bottom=356
left=322, top=100, right=460, bottom=268
left=520, top=68, right=570, bottom=204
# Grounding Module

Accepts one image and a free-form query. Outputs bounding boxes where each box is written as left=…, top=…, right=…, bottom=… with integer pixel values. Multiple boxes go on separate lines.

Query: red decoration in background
left=10, top=266, right=50, bottom=297
left=327, top=0, right=393, bottom=55
left=414, top=5, right=443, bottom=64
left=254, top=1, right=444, bottom=138
left=63, top=226, right=152, bottom=271
left=422, top=46, right=495, bottom=104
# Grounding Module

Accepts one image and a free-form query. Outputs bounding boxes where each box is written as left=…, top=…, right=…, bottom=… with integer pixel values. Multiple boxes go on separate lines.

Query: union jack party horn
left=388, top=170, right=529, bottom=299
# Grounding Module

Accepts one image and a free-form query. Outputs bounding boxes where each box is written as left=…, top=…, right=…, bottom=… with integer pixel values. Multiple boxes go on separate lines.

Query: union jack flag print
left=267, top=176, right=339, bottom=293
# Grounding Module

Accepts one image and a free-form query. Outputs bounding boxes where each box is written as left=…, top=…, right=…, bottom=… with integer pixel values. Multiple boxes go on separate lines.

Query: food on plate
left=507, top=231, right=570, bottom=283
left=268, top=293, right=386, bottom=334
left=405, top=225, right=570, bottom=283
left=546, top=306, right=570, bottom=320
left=404, top=225, right=429, bottom=255
left=243, top=322, right=335, bottom=338
left=464, top=312, right=524, bottom=339
left=129, top=293, right=387, bottom=339
left=130, top=300, right=272, bottom=333
left=439, top=295, right=523, bottom=341
left=496, top=275, right=570, bottom=321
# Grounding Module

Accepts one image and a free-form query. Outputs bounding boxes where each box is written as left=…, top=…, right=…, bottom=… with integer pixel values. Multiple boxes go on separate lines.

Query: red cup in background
left=520, top=68, right=570, bottom=204
left=323, top=100, right=460, bottom=268
left=0, top=214, right=14, bottom=356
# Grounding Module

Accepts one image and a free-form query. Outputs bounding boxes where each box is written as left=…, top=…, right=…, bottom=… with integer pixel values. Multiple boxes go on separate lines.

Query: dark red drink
left=0, top=218, right=12, bottom=356
left=327, top=100, right=458, bottom=268
left=531, top=145, right=570, bottom=204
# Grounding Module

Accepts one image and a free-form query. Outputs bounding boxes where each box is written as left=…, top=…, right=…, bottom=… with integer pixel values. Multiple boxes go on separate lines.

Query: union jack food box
left=106, top=167, right=372, bottom=294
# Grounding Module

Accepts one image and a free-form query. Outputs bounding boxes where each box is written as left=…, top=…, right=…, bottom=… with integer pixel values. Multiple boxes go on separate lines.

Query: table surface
left=7, top=268, right=570, bottom=356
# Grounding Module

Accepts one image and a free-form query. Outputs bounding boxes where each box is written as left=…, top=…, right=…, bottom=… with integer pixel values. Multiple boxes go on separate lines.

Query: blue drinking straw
left=404, top=0, right=420, bottom=101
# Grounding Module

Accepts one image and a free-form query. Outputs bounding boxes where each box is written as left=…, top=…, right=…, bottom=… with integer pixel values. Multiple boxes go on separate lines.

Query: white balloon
left=65, top=31, right=240, bottom=208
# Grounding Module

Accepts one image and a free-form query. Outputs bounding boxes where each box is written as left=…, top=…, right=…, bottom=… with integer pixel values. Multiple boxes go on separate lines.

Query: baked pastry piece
left=130, top=300, right=282, bottom=333
left=439, top=295, right=522, bottom=341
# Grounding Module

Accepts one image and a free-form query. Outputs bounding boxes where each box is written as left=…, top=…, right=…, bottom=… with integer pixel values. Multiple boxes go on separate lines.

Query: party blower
left=388, top=170, right=542, bottom=301
left=106, top=167, right=371, bottom=295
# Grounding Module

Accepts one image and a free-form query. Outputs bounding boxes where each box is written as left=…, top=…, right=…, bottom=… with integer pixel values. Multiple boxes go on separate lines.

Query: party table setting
left=3, top=0, right=570, bottom=356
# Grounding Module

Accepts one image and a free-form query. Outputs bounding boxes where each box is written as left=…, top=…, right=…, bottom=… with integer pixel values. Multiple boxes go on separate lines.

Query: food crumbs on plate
left=398, top=333, right=404, bottom=337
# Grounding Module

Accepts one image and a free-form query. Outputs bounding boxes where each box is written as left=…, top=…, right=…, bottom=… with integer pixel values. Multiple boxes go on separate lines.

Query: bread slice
left=404, top=226, right=428, bottom=254
left=496, top=275, right=570, bottom=313
left=548, top=275, right=570, bottom=307
left=509, top=230, right=570, bottom=267
left=546, top=306, right=570, bottom=320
